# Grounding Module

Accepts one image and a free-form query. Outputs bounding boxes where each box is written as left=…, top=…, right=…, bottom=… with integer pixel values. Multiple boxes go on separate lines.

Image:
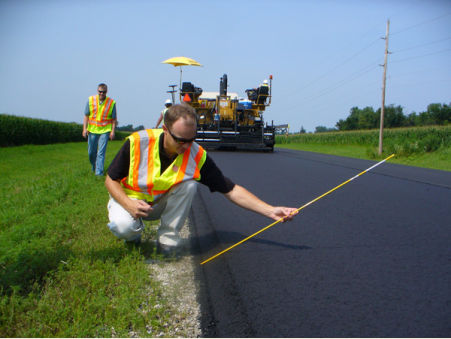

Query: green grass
left=0, top=141, right=179, bottom=337
left=276, top=125, right=451, bottom=171
left=276, top=143, right=451, bottom=171
left=1, top=135, right=448, bottom=336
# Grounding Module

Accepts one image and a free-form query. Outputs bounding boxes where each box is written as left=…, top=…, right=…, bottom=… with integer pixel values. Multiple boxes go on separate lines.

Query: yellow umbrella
left=162, top=56, right=202, bottom=99
left=162, top=56, right=202, bottom=67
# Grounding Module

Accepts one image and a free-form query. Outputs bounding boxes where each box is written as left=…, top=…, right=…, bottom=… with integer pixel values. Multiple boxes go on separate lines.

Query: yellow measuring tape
left=201, top=154, right=395, bottom=265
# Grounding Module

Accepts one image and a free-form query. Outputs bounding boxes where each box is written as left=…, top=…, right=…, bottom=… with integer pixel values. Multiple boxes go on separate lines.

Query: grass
left=0, top=141, right=181, bottom=337
left=1, top=136, right=448, bottom=336
left=276, top=125, right=451, bottom=172
left=276, top=143, right=451, bottom=171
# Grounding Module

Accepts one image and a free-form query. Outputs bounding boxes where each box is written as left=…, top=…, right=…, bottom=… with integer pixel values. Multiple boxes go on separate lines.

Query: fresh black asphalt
left=189, top=148, right=451, bottom=337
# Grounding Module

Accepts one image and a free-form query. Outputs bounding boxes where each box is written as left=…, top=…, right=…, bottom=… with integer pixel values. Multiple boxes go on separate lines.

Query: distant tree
left=335, top=119, right=346, bottom=130
left=117, top=124, right=134, bottom=131
left=417, top=111, right=435, bottom=126
left=380, top=105, right=406, bottom=128
left=358, top=106, right=378, bottom=129
left=405, top=112, right=418, bottom=127
left=336, top=102, right=450, bottom=130
left=134, top=125, right=145, bottom=131
left=427, top=103, right=451, bottom=125
left=299, top=126, right=306, bottom=134
left=341, top=106, right=360, bottom=130
left=315, top=126, right=336, bottom=133
left=336, top=106, right=375, bottom=130
left=117, top=124, right=146, bottom=131
left=315, top=126, right=327, bottom=133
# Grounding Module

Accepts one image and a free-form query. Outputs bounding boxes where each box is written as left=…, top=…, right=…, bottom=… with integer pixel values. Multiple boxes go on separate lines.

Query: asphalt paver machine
left=180, top=74, right=275, bottom=151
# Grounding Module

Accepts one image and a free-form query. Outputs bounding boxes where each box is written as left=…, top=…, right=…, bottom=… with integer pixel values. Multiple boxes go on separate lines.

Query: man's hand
left=109, top=131, right=115, bottom=140
left=269, top=207, right=298, bottom=222
left=105, top=175, right=152, bottom=219
left=82, top=115, right=89, bottom=139
left=125, top=199, right=152, bottom=219
left=225, top=184, right=299, bottom=222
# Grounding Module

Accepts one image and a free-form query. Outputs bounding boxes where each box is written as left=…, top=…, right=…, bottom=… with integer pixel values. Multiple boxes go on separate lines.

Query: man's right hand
left=126, top=199, right=153, bottom=219
left=82, top=130, right=88, bottom=138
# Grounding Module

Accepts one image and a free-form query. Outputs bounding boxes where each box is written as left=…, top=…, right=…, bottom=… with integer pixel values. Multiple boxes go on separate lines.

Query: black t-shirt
left=107, top=134, right=235, bottom=194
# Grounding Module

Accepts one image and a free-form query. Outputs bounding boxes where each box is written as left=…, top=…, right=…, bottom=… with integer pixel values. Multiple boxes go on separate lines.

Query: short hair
left=164, top=104, right=197, bottom=129
left=98, top=83, right=108, bottom=90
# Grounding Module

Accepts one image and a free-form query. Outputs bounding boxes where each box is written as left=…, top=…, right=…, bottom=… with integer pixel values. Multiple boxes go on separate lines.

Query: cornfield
left=0, top=114, right=129, bottom=147
left=276, top=125, right=451, bottom=156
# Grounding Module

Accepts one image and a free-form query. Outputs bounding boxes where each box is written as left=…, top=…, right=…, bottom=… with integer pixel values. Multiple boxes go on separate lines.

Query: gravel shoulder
left=145, top=219, right=202, bottom=338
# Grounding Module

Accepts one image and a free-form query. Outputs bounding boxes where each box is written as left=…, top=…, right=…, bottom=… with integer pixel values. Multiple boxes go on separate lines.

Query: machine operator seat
left=181, top=82, right=202, bottom=102
left=257, top=85, right=269, bottom=104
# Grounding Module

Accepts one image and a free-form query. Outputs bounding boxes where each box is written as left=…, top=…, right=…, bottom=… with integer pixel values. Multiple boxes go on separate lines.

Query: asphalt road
left=189, top=149, right=451, bottom=337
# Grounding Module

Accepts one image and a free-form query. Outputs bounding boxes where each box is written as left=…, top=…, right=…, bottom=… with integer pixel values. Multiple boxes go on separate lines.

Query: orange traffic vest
left=87, top=95, right=116, bottom=133
left=121, top=129, right=207, bottom=202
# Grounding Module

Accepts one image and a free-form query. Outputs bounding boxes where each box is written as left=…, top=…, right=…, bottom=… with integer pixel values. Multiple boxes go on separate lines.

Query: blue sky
left=1, top=0, right=450, bottom=133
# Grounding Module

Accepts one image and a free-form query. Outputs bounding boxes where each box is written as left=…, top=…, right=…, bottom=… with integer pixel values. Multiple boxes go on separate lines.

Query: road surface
left=190, top=149, right=451, bottom=337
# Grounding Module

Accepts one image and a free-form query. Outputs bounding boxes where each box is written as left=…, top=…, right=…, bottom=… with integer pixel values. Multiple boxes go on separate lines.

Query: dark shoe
left=125, top=237, right=141, bottom=247
left=156, top=242, right=183, bottom=258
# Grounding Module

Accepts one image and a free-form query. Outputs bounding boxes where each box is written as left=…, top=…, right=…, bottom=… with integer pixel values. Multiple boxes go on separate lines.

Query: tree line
left=116, top=124, right=145, bottom=132
left=314, top=102, right=450, bottom=133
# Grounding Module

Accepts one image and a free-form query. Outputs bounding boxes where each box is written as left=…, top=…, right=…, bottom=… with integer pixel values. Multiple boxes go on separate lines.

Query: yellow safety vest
left=121, top=129, right=207, bottom=203
left=87, top=95, right=116, bottom=134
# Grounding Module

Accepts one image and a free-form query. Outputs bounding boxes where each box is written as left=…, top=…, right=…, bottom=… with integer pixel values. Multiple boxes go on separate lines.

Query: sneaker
left=156, top=242, right=183, bottom=258
left=125, top=236, right=141, bottom=246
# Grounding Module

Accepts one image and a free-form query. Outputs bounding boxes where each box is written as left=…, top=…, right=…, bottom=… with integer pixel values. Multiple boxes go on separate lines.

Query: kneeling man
left=105, top=104, right=298, bottom=255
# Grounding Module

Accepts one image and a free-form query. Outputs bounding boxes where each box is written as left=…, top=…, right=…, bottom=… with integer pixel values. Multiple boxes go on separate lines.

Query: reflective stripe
left=193, top=145, right=205, bottom=179
left=88, top=119, right=114, bottom=126
left=87, top=95, right=116, bottom=134
left=89, top=95, right=98, bottom=120
left=101, top=98, right=113, bottom=121
left=121, top=129, right=206, bottom=202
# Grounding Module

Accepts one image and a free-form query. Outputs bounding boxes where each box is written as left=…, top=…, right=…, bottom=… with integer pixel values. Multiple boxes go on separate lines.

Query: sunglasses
left=98, top=90, right=106, bottom=94
left=167, top=127, right=196, bottom=145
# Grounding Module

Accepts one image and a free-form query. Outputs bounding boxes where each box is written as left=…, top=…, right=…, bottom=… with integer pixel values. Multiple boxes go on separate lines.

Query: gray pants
left=107, top=180, right=198, bottom=247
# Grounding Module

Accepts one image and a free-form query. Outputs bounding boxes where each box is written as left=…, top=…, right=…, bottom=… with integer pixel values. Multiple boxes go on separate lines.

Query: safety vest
left=121, top=129, right=207, bottom=203
left=87, top=95, right=116, bottom=134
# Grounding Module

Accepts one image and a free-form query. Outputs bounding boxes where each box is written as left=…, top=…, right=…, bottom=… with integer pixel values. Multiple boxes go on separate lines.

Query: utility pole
left=379, top=19, right=390, bottom=155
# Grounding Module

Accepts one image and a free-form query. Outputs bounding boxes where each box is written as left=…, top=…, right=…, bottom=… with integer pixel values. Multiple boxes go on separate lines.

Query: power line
left=279, top=56, right=381, bottom=115
left=391, top=48, right=451, bottom=63
left=296, top=38, right=381, bottom=94
left=280, top=12, right=451, bottom=124
left=391, top=36, right=451, bottom=53
left=389, top=64, right=451, bottom=78
left=287, top=79, right=381, bottom=123
left=391, top=12, right=451, bottom=35
left=304, top=64, right=379, bottom=102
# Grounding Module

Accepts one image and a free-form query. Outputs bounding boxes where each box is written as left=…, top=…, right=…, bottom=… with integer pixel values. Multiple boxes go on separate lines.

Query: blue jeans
left=88, top=132, right=110, bottom=175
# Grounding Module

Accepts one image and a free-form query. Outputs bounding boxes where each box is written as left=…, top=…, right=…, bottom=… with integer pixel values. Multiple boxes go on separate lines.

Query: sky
left=1, top=0, right=450, bottom=133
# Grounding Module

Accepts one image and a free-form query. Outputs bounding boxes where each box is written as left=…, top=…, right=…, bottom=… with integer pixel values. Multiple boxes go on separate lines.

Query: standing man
left=83, top=83, right=117, bottom=176
left=105, top=104, right=298, bottom=256
left=154, top=99, right=172, bottom=128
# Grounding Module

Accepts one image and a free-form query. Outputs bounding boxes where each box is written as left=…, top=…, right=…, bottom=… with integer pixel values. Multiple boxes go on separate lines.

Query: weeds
left=0, top=141, right=174, bottom=337
left=277, top=125, right=451, bottom=169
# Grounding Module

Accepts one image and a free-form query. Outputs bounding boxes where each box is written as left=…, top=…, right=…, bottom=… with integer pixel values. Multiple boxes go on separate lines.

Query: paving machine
left=179, top=74, right=275, bottom=151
